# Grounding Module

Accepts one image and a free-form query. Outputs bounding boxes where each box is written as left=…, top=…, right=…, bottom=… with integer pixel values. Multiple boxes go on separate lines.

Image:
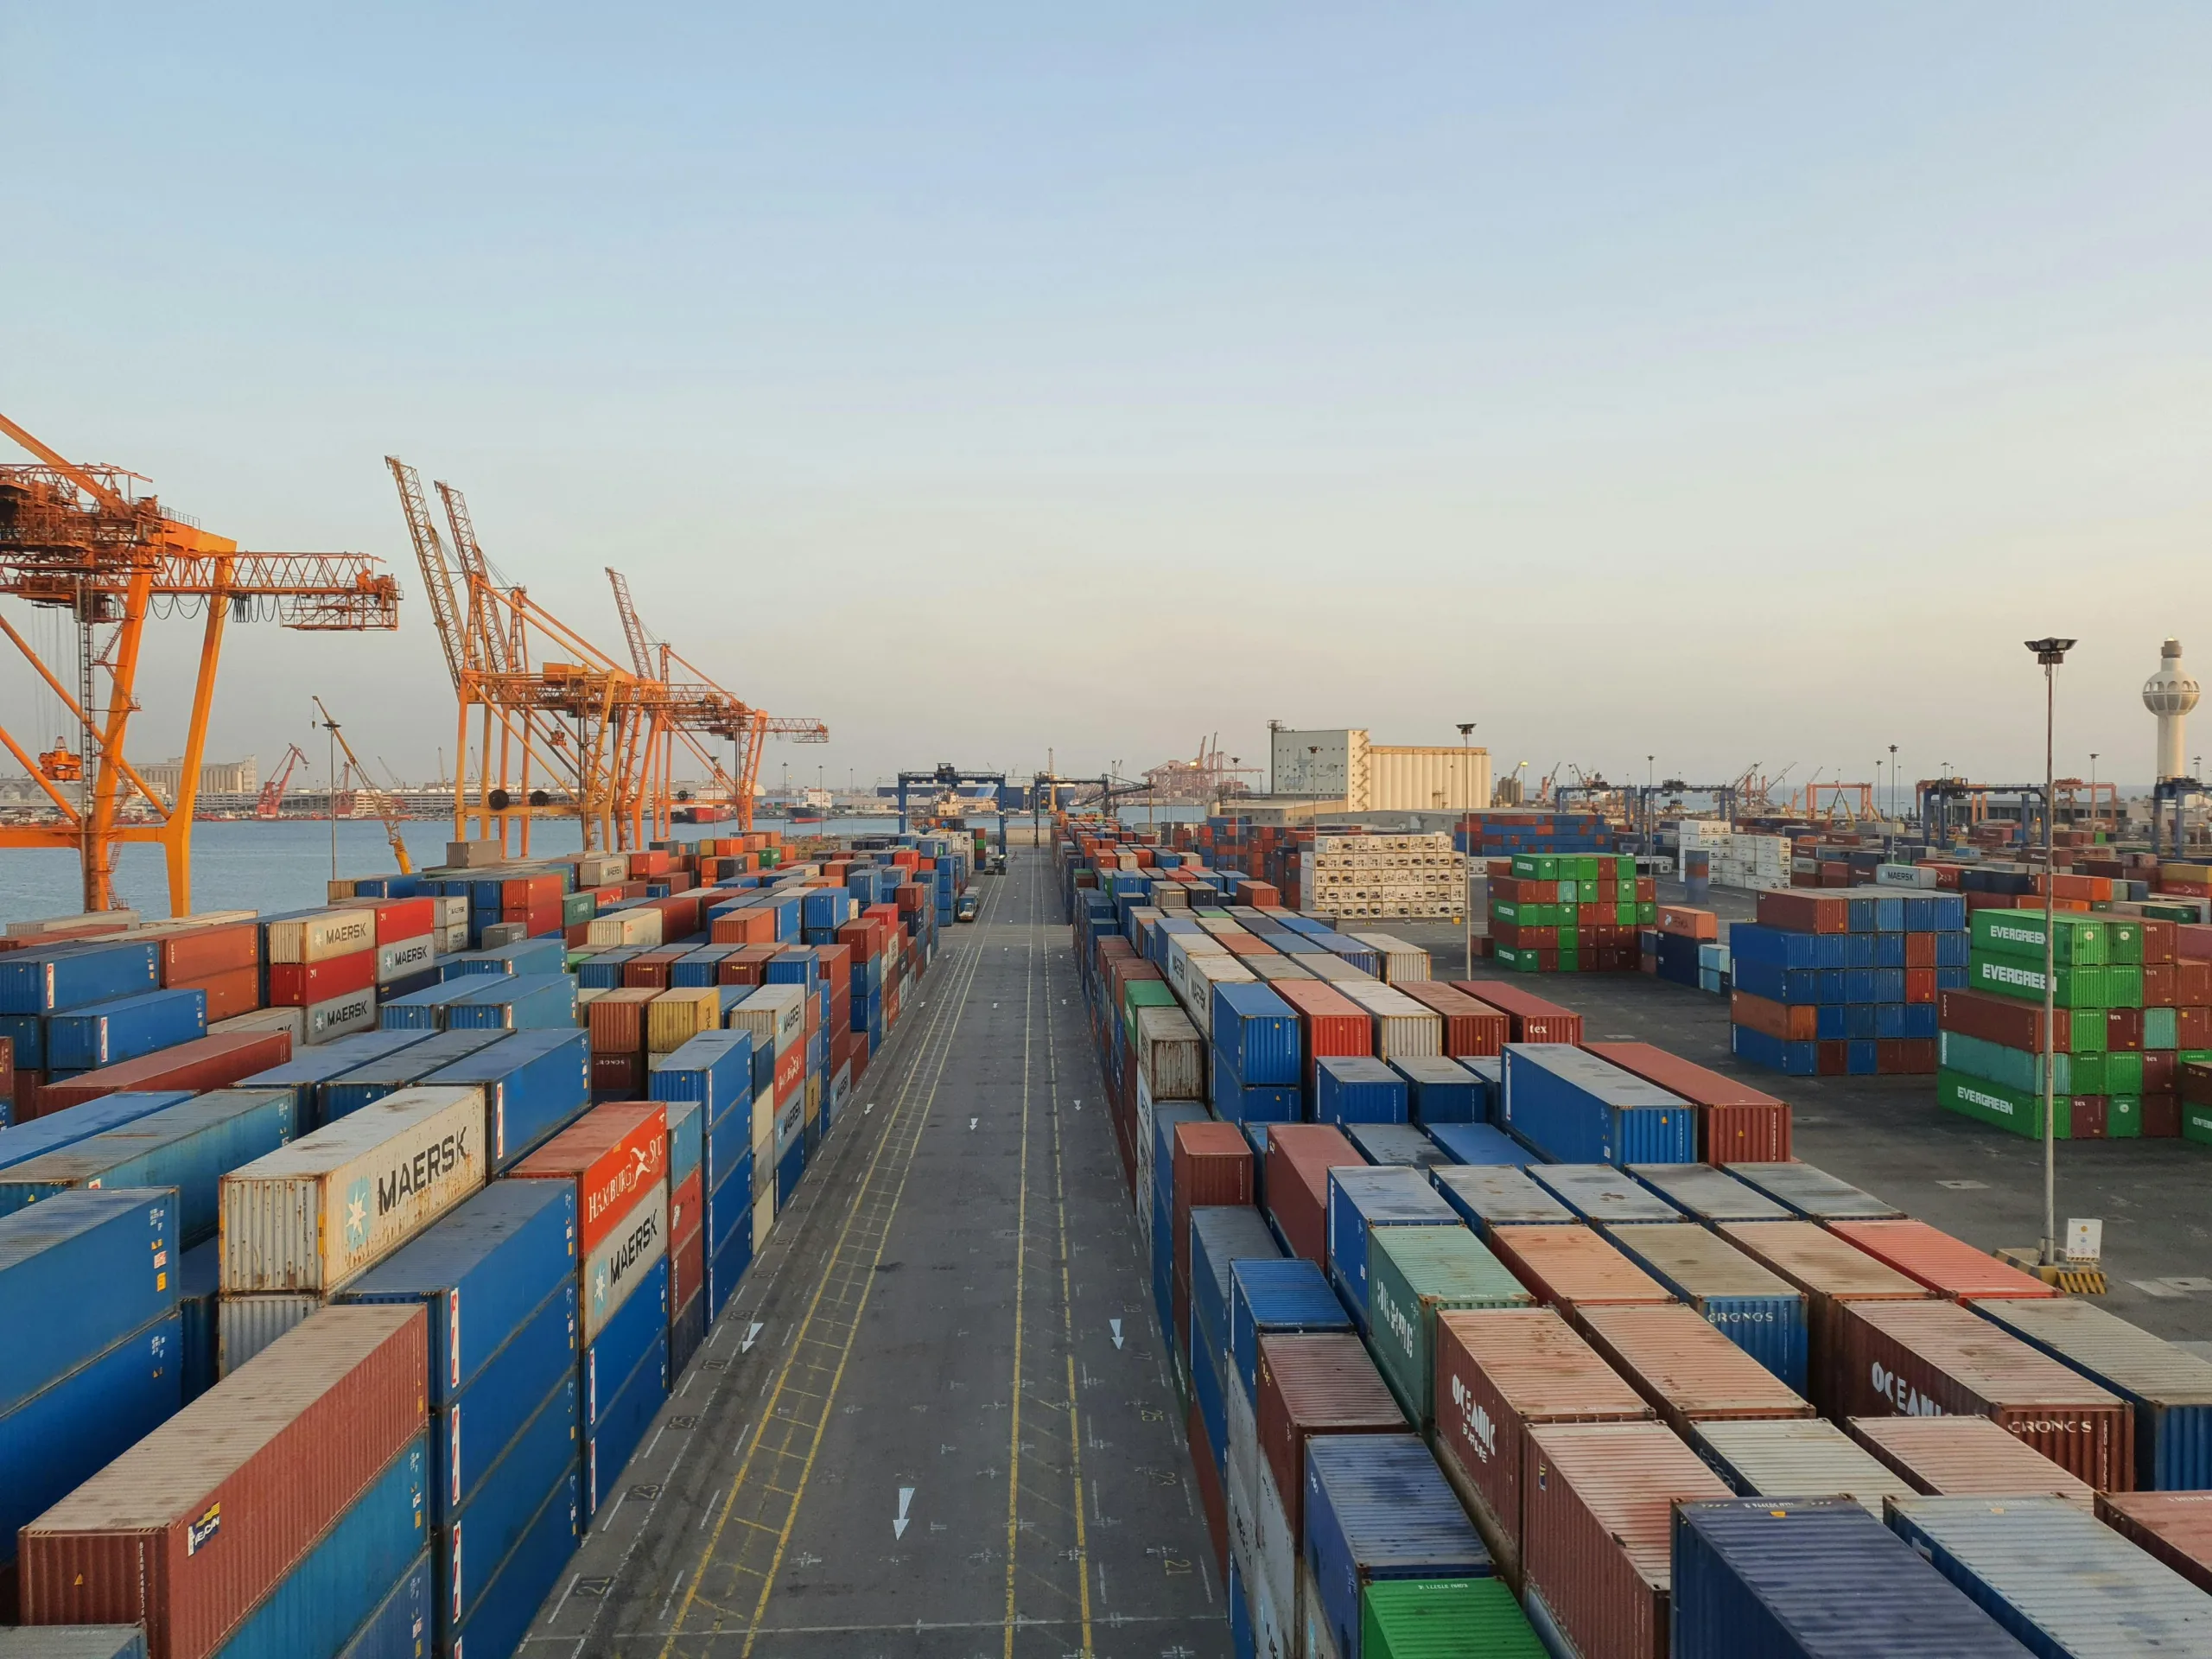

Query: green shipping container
left=2107, top=1094, right=2142, bottom=1139
left=1365, top=1225, right=1531, bottom=1426
left=1939, top=1030, right=2066, bottom=1096
left=2073, top=1050, right=2143, bottom=1096
left=1614, top=902, right=1638, bottom=925
left=2141, top=902, right=2200, bottom=923
left=1512, top=855, right=1559, bottom=880
left=561, top=890, right=596, bottom=926
left=1122, top=980, right=1178, bottom=1046
left=2185, top=1103, right=2212, bottom=1147
left=2107, top=964, right=2145, bottom=1007
left=2105, top=920, right=2143, bottom=965
left=1362, top=1578, right=1545, bottom=1658
left=1937, top=1069, right=2088, bottom=1139
left=1968, top=954, right=2110, bottom=1009
left=2145, top=1007, right=2179, bottom=1050
left=1971, top=909, right=2107, bottom=966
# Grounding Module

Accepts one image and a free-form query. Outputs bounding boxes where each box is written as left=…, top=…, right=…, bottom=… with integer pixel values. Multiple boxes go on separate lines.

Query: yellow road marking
left=1001, top=851, right=1035, bottom=1656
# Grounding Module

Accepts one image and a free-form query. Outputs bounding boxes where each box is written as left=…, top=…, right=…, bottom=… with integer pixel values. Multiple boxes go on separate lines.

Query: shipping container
left=1190, top=1205, right=1282, bottom=1377
left=1626, top=1161, right=1792, bottom=1224
left=1325, top=1166, right=1458, bottom=1327
left=235, top=1030, right=436, bottom=1127
left=2095, top=1491, right=2212, bottom=1595
left=1582, top=1040, right=1793, bottom=1163
left=0, top=942, right=161, bottom=1016
left=1255, top=1333, right=1405, bottom=1539
left=1363, top=1224, right=1530, bottom=1426
left=1502, top=1045, right=1695, bottom=1166
left=1230, top=1256, right=1352, bottom=1407
left=0, top=1630, right=150, bottom=1657
left=35, top=1032, right=294, bottom=1115
left=1834, top=1300, right=2133, bottom=1489
left=266, top=911, right=378, bottom=964
left=1430, top=1165, right=1574, bottom=1235
left=0, top=1188, right=176, bottom=1414
left=1887, top=1495, right=2212, bottom=1656
left=1847, top=1413, right=2098, bottom=1509
left=1211, top=982, right=1303, bottom=1089
left=1358, top=1577, right=1543, bottom=1658
left=1600, top=1222, right=1809, bottom=1391
left=317, top=1029, right=505, bottom=1121
left=1315, top=1056, right=1410, bottom=1126
left=1520, top=1421, right=1732, bottom=1659
left=1331, top=980, right=1445, bottom=1064
left=508, top=1103, right=669, bottom=1254
left=1725, top=1161, right=1901, bottom=1221
left=1485, top=1223, right=1675, bottom=1317
left=1423, top=1122, right=1532, bottom=1167
left=1264, top=1123, right=1362, bottom=1264
left=1526, top=1163, right=1681, bottom=1224
left=1670, top=1496, right=2033, bottom=1659
left=1825, top=1219, right=2059, bottom=1304
left=442, top=1465, right=579, bottom=1658
left=423, top=1027, right=591, bottom=1171
left=1390, top=1055, right=1482, bottom=1124
left=1688, top=1417, right=1918, bottom=1516
left=1718, top=1219, right=1936, bottom=1412
left=1136, top=1005, right=1206, bottom=1100
left=0, top=1090, right=194, bottom=1171
left=46, top=990, right=207, bottom=1072
left=1301, top=1434, right=1490, bottom=1659
left=1576, top=1301, right=1813, bottom=1438
left=1395, top=981, right=1510, bottom=1057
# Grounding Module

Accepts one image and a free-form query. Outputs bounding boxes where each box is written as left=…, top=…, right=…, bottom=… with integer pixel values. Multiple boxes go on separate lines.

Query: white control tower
left=2144, top=638, right=2200, bottom=782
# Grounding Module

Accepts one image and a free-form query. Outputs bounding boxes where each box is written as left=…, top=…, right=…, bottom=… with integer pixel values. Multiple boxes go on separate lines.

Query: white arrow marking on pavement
left=893, top=1486, right=916, bottom=1538
left=969, top=1116, right=979, bottom=1131
left=1109, top=1319, right=1124, bottom=1350
left=864, top=1103, right=874, bottom=1116
left=741, top=1323, right=764, bottom=1352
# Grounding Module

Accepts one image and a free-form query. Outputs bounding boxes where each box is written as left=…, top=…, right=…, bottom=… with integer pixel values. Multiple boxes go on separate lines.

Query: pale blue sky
left=5, top=5, right=2209, bottom=796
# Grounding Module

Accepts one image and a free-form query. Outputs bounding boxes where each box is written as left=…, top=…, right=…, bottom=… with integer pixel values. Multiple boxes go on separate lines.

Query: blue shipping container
left=650, top=1030, right=754, bottom=1128
left=707, top=1207, right=752, bottom=1322
left=177, top=1236, right=220, bottom=1403
left=664, top=1097, right=702, bottom=1186
left=585, top=1254, right=667, bottom=1431
left=1302, top=1433, right=1491, bottom=1659
left=0, top=1090, right=192, bottom=1171
left=446, top=973, right=575, bottom=1032
left=1190, top=1205, right=1283, bottom=1372
left=1211, top=982, right=1301, bottom=1086
left=1211, top=1046, right=1300, bottom=1124
left=1503, top=1045, right=1696, bottom=1166
left=446, top=938, right=567, bottom=978
left=1602, top=1224, right=1809, bottom=1394
left=238, top=1029, right=437, bottom=1127
left=44, top=988, right=207, bottom=1071
left=378, top=979, right=484, bottom=1031
left=426, top=1283, right=576, bottom=1518
left=320, top=1029, right=506, bottom=1120
left=426, top=1028, right=590, bottom=1170
left=1423, top=1123, right=1534, bottom=1166
left=1393, top=1055, right=1481, bottom=1124
left=1325, top=1166, right=1458, bottom=1330
left=442, top=1373, right=579, bottom=1624
left=1526, top=1164, right=1682, bottom=1224
left=336, top=1550, right=430, bottom=1659
left=586, top=1330, right=667, bottom=1515
left=1346, top=1123, right=1451, bottom=1172
left=1430, top=1165, right=1576, bottom=1235
left=0, top=942, right=161, bottom=1016
left=1315, top=1056, right=1408, bottom=1127
left=0, top=1187, right=177, bottom=1414
left=1230, top=1256, right=1352, bottom=1408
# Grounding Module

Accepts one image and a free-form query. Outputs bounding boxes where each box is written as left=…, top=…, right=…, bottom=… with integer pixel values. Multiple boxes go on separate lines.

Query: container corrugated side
left=1845, top=1414, right=2098, bottom=1510
left=1300, top=1433, right=1491, bottom=1659
left=1826, top=1219, right=2061, bottom=1304
left=1255, top=1333, right=1405, bottom=1539
left=0, top=1188, right=177, bottom=1415
left=1430, top=1166, right=1573, bottom=1235
left=1719, top=1220, right=1936, bottom=1413
left=1363, top=1224, right=1530, bottom=1427
left=1359, top=1578, right=1543, bottom=1658
left=1626, top=1162, right=1791, bottom=1224
left=1688, top=1418, right=1918, bottom=1517
left=1525, top=1163, right=1681, bottom=1224
left=1485, top=1224, right=1675, bottom=1317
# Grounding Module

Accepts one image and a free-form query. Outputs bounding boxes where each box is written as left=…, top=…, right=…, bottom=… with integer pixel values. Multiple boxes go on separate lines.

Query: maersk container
left=442, top=1373, right=578, bottom=1626
left=1671, top=1496, right=2032, bottom=1658
left=0, top=941, right=160, bottom=1016
left=1325, top=1166, right=1459, bottom=1332
left=1528, top=1164, right=1681, bottom=1225
left=1230, top=1256, right=1353, bottom=1407
left=425, top=1027, right=590, bottom=1171
left=1425, top=1123, right=1535, bottom=1166
left=582, top=1177, right=667, bottom=1343
left=1971, top=1296, right=2212, bottom=1491
left=1316, top=1056, right=1410, bottom=1127
left=1360, top=1578, right=1544, bottom=1659
left=1346, top=1122, right=1451, bottom=1172
left=337, top=1550, right=429, bottom=1659
left=445, top=1465, right=580, bottom=1659
left=1191, top=1205, right=1284, bottom=1374
left=1364, top=1224, right=1532, bottom=1427
left=1302, top=1434, right=1491, bottom=1659
left=650, top=1029, right=754, bottom=1128
left=319, top=1028, right=505, bottom=1120
left=237, top=1029, right=435, bottom=1127
left=45, top=988, right=207, bottom=1072
left=1889, top=1494, right=2210, bottom=1656
left=221, top=1085, right=486, bottom=1294
left=446, top=972, right=576, bottom=1032
left=1393, top=1054, right=1481, bottom=1124
left=0, top=1088, right=296, bottom=1245
left=1430, top=1165, right=1575, bottom=1235
left=1502, top=1045, right=1695, bottom=1166
left=1213, top=982, right=1301, bottom=1086
left=1602, top=1223, right=1810, bottom=1393
left=334, top=1179, right=578, bottom=1402
left=1726, top=1160, right=1900, bottom=1221
left=1628, top=1162, right=1792, bottom=1224
left=0, top=1187, right=177, bottom=1414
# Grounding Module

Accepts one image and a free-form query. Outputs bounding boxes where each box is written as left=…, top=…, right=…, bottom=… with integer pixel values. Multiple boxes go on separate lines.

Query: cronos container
left=1688, top=1418, right=1917, bottom=1516
left=1526, top=1163, right=1681, bottom=1224
left=1968, top=1298, right=2212, bottom=1491
left=1364, top=1225, right=1531, bottom=1427
left=1600, top=1222, right=1808, bottom=1391
left=1254, top=1332, right=1405, bottom=1539
left=1264, top=1123, right=1361, bottom=1264
left=1669, top=1497, right=2033, bottom=1659
left=1627, top=1162, right=1791, bottom=1224
left=16, top=1303, right=428, bottom=1659
left=1825, top=1219, right=2059, bottom=1304
left=1576, top=1302, right=1813, bottom=1437
left=1724, top=1161, right=1900, bottom=1221
left=1520, top=1421, right=1731, bottom=1659
left=219, top=1085, right=486, bottom=1294
left=1834, top=1300, right=2133, bottom=1489
left=1301, top=1434, right=1491, bottom=1659
left=1887, top=1495, right=2212, bottom=1656
left=1432, top=1166, right=1573, bottom=1235
left=1719, top=1219, right=1935, bottom=1412
left=2096, top=1491, right=2212, bottom=1593
left=1485, top=1224, right=1675, bottom=1318
left=1847, top=1414, right=2097, bottom=1510
left=1502, top=1045, right=1695, bottom=1166
left=1430, top=1307, right=1652, bottom=1591
left=1583, top=1041, right=1792, bottom=1163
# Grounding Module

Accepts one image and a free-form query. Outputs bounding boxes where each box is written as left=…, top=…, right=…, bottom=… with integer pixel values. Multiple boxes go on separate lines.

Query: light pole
left=1458, top=722, right=1477, bottom=973
left=1889, top=745, right=1897, bottom=823
left=317, top=704, right=340, bottom=880
left=2026, top=638, right=2075, bottom=1268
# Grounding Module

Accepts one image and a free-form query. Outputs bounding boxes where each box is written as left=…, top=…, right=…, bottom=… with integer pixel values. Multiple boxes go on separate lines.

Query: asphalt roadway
left=524, top=849, right=1229, bottom=1659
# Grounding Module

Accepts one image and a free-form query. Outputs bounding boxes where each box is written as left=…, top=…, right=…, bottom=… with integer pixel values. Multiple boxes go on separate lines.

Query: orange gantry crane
left=605, top=568, right=828, bottom=836
left=1, top=413, right=400, bottom=913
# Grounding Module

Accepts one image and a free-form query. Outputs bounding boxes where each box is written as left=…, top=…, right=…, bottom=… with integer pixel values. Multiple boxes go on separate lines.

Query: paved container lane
left=525, top=849, right=1229, bottom=1659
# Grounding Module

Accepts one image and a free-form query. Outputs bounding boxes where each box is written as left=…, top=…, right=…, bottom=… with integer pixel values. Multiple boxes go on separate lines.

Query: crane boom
left=385, top=458, right=468, bottom=687
left=435, top=481, right=512, bottom=677
left=314, top=696, right=413, bottom=874
left=606, top=567, right=658, bottom=680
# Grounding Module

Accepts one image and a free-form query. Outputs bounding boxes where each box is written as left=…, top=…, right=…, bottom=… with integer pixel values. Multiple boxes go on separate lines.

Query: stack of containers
left=510, top=1103, right=670, bottom=1514
left=315, top=1027, right=504, bottom=1120
left=1485, top=852, right=1653, bottom=973
left=1729, top=887, right=1967, bottom=1077
left=1500, top=1045, right=1697, bottom=1166
left=728, top=984, right=805, bottom=1230
left=587, top=986, right=656, bottom=1101
left=0, top=938, right=156, bottom=1116
left=423, top=1027, right=592, bottom=1171
left=151, top=918, right=263, bottom=1025
left=334, top=1181, right=582, bottom=1657
left=1584, top=1042, right=1791, bottom=1164
left=1645, top=904, right=1718, bottom=991
left=664, top=1096, right=706, bottom=1376
left=267, top=910, right=382, bottom=1046
left=651, top=1028, right=755, bottom=1326
left=1208, top=982, right=1302, bottom=1124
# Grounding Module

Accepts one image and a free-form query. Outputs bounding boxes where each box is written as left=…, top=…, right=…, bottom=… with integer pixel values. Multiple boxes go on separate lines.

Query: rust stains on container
left=1719, top=1220, right=1935, bottom=1414
left=1254, top=1332, right=1403, bottom=1541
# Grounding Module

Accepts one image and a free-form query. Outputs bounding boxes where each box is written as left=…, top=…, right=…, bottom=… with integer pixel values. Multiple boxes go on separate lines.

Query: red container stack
left=1581, top=1040, right=1791, bottom=1162
left=1254, top=1332, right=1405, bottom=1537
left=1268, top=981, right=1374, bottom=1089
left=1394, top=981, right=1509, bottom=1058
left=1170, top=1122, right=1252, bottom=1359
left=1450, top=981, right=1582, bottom=1043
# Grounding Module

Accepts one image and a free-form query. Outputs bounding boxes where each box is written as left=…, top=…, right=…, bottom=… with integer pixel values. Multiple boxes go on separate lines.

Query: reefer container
left=1847, top=1414, right=2097, bottom=1509
left=1834, top=1300, right=2133, bottom=1489
left=1669, top=1496, right=2032, bottom=1659
left=1431, top=1165, right=1573, bottom=1234
left=1970, top=1297, right=2212, bottom=1491
left=0, top=1090, right=193, bottom=1171
left=1520, top=1421, right=1731, bottom=1659
left=1363, top=1224, right=1530, bottom=1426
left=1301, top=1434, right=1491, bottom=1659
left=0, top=1630, right=150, bottom=1656
left=17, top=1304, right=428, bottom=1659
left=1576, top=1302, right=1814, bottom=1437
left=1626, top=1161, right=1792, bottom=1224
left=423, top=1027, right=591, bottom=1171
left=1358, top=1578, right=1543, bottom=1658
left=1330, top=980, right=1444, bottom=1065
left=1230, top=1257, right=1352, bottom=1406
left=1688, top=1417, right=1917, bottom=1516
left=1582, top=1040, right=1792, bottom=1164
left=1600, top=1222, right=1809, bottom=1391
left=1825, top=1219, right=2059, bottom=1304
left=219, top=1086, right=486, bottom=1293
left=1255, top=1333, right=1405, bottom=1539
left=1887, top=1495, right=2212, bottom=1656
left=1719, top=1219, right=1935, bottom=1411
left=45, top=989, right=207, bottom=1072
left=508, top=1103, right=669, bottom=1254
left=1502, top=1045, right=1695, bottom=1166
left=2095, top=1491, right=2212, bottom=1594
left=1264, top=1123, right=1362, bottom=1264
left=1485, top=1224, right=1675, bottom=1316
left=0, top=1188, right=176, bottom=1415
left=1430, top=1307, right=1653, bottom=1591
left=1527, top=1163, right=1681, bottom=1224
left=1724, top=1161, right=1899, bottom=1221
left=1325, top=1166, right=1458, bottom=1328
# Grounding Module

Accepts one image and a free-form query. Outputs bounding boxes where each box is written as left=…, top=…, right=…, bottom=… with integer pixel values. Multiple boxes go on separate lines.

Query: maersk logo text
left=377, top=1128, right=472, bottom=1213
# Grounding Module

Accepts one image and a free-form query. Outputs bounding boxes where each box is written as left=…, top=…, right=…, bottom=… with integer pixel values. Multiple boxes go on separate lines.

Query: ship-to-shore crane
left=1, top=413, right=400, bottom=912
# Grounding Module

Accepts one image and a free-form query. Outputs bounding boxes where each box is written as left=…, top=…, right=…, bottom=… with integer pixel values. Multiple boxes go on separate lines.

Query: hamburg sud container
left=1230, top=1257, right=1351, bottom=1408
left=1582, top=1040, right=1792, bottom=1164
left=1431, top=1307, right=1653, bottom=1592
left=1669, top=1497, right=2035, bottom=1659
left=1501, top=1045, right=1695, bottom=1166
left=1967, top=1298, right=2212, bottom=1491
left=1526, top=1163, right=1681, bottom=1225
left=1484, top=1224, right=1675, bottom=1320
left=1520, top=1421, right=1731, bottom=1659
left=1688, top=1417, right=1918, bottom=1516
left=1719, top=1220, right=1934, bottom=1413
left=1847, top=1414, right=2098, bottom=1510
left=1888, top=1495, right=2212, bottom=1656
left=1324, top=1166, right=1458, bottom=1332
left=1363, top=1224, right=1531, bottom=1427
left=1835, top=1299, right=2133, bottom=1488
left=1432, top=1166, right=1574, bottom=1236
left=1301, top=1434, right=1491, bottom=1659
left=423, top=1027, right=590, bottom=1171
left=2097, top=1491, right=2212, bottom=1594
left=1626, top=1162, right=1792, bottom=1224
left=1263, top=1123, right=1362, bottom=1264
left=1600, top=1222, right=1809, bottom=1392
left=1575, top=1302, right=1814, bottom=1439
left=1824, top=1219, right=2060, bottom=1304
left=1254, top=1332, right=1406, bottom=1542
left=18, top=1303, right=427, bottom=1659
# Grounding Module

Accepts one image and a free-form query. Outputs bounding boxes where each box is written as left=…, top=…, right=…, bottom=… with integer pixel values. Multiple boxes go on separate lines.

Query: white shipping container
left=376, top=934, right=437, bottom=984
left=1347, top=932, right=1432, bottom=983
left=267, top=910, right=377, bottom=963
left=1255, top=1451, right=1302, bottom=1650
left=586, top=908, right=662, bottom=948
left=1874, top=863, right=1939, bottom=889
left=1164, top=932, right=1232, bottom=1010
left=305, top=988, right=378, bottom=1046
left=772, top=1090, right=804, bottom=1159
left=1194, top=916, right=1249, bottom=938
left=728, top=985, right=805, bottom=1053
left=1226, top=1363, right=1262, bottom=1567
left=212, top=1005, right=307, bottom=1044
left=219, top=1084, right=487, bottom=1293
left=1332, top=979, right=1444, bottom=1060
left=432, top=895, right=470, bottom=927
left=433, top=923, right=470, bottom=956
left=575, top=854, right=628, bottom=887
left=1179, top=953, right=1259, bottom=1038
left=1135, top=1004, right=1205, bottom=1102
left=753, top=1187, right=774, bottom=1251
left=216, top=1292, right=320, bottom=1376
left=583, top=1175, right=668, bottom=1342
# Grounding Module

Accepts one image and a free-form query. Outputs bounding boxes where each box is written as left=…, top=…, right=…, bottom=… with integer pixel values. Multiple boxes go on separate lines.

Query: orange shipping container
left=1849, top=1414, right=2096, bottom=1510
left=1573, top=1302, right=1814, bottom=1439
left=1825, top=1218, right=2061, bottom=1303
left=1485, top=1225, right=1675, bottom=1319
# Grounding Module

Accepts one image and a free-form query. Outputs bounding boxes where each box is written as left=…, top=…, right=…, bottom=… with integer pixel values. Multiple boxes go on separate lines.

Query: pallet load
left=1484, top=853, right=1653, bottom=973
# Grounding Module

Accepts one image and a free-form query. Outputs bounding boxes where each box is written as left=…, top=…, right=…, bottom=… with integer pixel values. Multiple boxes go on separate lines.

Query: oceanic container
left=1363, top=1225, right=1530, bottom=1427
left=1719, top=1220, right=1935, bottom=1412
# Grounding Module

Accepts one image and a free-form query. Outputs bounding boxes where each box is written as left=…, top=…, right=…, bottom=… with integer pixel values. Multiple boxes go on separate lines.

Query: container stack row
left=1485, top=853, right=1656, bottom=974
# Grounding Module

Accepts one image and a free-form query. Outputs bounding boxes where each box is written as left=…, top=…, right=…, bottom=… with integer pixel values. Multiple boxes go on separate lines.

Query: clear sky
left=5, top=5, right=2209, bottom=799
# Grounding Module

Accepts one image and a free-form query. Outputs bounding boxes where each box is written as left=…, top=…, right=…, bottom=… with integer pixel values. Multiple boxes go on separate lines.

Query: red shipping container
left=1937, top=988, right=2080, bottom=1052
left=2097, top=1491, right=2212, bottom=1593
left=1448, top=981, right=1582, bottom=1044
left=154, top=922, right=258, bottom=985
left=1719, top=1221, right=1937, bottom=1413
left=836, top=918, right=884, bottom=960
left=2182, top=1006, right=2212, bottom=1048
left=1188, top=1399, right=1228, bottom=1581
left=1394, top=981, right=1509, bottom=1057
left=671, top=1216, right=705, bottom=1312
left=1573, top=1302, right=1813, bottom=1439
left=1654, top=906, right=1717, bottom=940
left=1430, top=1307, right=1652, bottom=1591
left=1816, top=1041, right=1848, bottom=1076
left=2143, top=918, right=2179, bottom=964
left=2145, top=1093, right=2183, bottom=1137
left=589, top=1052, right=643, bottom=1101
left=622, top=947, right=686, bottom=991
left=1847, top=1414, right=2094, bottom=1510
left=499, top=875, right=562, bottom=911
left=1262, top=1124, right=1360, bottom=1265
left=1904, top=968, right=1937, bottom=1004
left=1732, top=988, right=1817, bottom=1043
left=2143, top=963, right=2178, bottom=1007
left=18, top=1304, right=427, bottom=1659
left=587, top=988, right=656, bottom=1056
left=1834, top=1300, right=2133, bottom=1490
left=1485, top=1226, right=1673, bottom=1319
left=2181, top=962, right=2212, bottom=1005
left=1876, top=1038, right=1937, bottom=1076
left=1580, top=1041, right=1790, bottom=1163
left=35, top=1031, right=293, bottom=1116
left=369, top=897, right=436, bottom=944
left=1268, top=981, right=1374, bottom=1086
left=1255, top=1332, right=1404, bottom=1539
left=179, top=965, right=261, bottom=1023
left=2107, top=1007, right=2145, bottom=1052
left=2142, top=1051, right=2178, bottom=1096
left=1904, top=931, right=1938, bottom=969
left=670, top=1166, right=703, bottom=1252
left=1827, top=1219, right=2060, bottom=1303
left=1756, top=890, right=1847, bottom=933
left=1170, top=1122, right=1253, bottom=1356
left=510, top=1103, right=668, bottom=1253
left=1521, top=1421, right=1731, bottom=1659
left=267, top=948, right=376, bottom=1007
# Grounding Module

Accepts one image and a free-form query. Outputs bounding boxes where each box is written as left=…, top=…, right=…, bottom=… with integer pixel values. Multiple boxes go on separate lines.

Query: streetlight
left=1889, top=744, right=1897, bottom=823
left=1457, top=722, right=1477, bottom=974
left=2025, top=637, right=2075, bottom=1269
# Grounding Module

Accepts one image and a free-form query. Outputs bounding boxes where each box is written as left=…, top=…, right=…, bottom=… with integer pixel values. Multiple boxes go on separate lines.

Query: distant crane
left=254, top=745, right=312, bottom=820
left=313, top=696, right=413, bottom=874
